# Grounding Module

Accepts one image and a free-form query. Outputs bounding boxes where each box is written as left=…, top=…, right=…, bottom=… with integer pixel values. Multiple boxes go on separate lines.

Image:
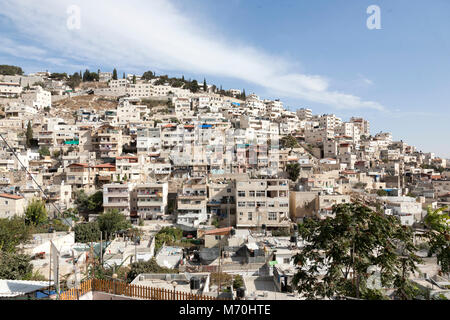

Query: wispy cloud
left=1, top=0, right=386, bottom=111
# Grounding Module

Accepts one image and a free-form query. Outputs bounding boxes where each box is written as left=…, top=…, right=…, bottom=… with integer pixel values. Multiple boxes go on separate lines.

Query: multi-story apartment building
left=319, top=114, right=342, bottom=130
left=0, top=82, right=22, bottom=97
left=296, top=108, right=312, bottom=120
left=64, top=163, right=95, bottom=192
left=21, top=86, right=51, bottom=110
left=135, top=182, right=168, bottom=220
left=235, top=178, right=290, bottom=229
left=176, top=179, right=208, bottom=230
left=126, top=83, right=152, bottom=98
left=99, top=72, right=113, bottom=82
left=116, top=156, right=141, bottom=182
left=350, top=117, right=370, bottom=136
left=335, top=122, right=360, bottom=143
left=92, top=124, right=123, bottom=159
left=137, top=127, right=161, bottom=154
left=102, top=183, right=135, bottom=216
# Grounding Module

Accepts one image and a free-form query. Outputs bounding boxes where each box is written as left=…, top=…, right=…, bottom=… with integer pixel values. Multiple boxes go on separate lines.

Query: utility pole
left=100, top=231, right=103, bottom=267
left=227, top=196, right=231, bottom=228
left=217, top=241, right=222, bottom=294
left=72, top=250, right=79, bottom=300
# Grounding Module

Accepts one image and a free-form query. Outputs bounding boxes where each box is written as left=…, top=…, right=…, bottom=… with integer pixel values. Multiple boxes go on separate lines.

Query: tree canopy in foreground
left=292, top=203, right=422, bottom=300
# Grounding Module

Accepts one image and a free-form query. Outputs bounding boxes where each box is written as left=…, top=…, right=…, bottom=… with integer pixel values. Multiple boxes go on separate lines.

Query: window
left=227, top=188, right=231, bottom=193
left=256, top=191, right=266, bottom=197
left=256, top=201, right=266, bottom=207
left=238, top=191, right=245, bottom=197
left=279, top=202, right=288, bottom=208
left=238, top=202, right=245, bottom=207
left=248, top=212, right=253, bottom=220
left=247, top=202, right=255, bottom=207
left=215, top=235, right=221, bottom=240
left=249, top=191, right=255, bottom=197
left=283, top=258, right=290, bottom=264
left=240, top=212, right=244, bottom=216
left=268, top=212, right=277, bottom=221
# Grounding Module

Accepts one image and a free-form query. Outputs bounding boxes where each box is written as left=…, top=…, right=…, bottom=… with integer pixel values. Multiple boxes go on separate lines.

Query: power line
left=0, top=132, right=71, bottom=226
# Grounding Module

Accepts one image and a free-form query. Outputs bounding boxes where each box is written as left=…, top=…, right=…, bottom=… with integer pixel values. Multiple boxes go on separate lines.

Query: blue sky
left=1, top=0, right=449, bottom=158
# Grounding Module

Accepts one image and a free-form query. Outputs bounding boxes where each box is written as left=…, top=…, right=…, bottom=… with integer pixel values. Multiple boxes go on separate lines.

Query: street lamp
left=112, top=273, right=118, bottom=295
left=171, top=281, right=177, bottom=300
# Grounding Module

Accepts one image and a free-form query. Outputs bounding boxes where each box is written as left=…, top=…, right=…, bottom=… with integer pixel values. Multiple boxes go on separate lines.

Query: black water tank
left=190, top=277, right=200, bottom=290
left=230, top=228, right=236, bottom=236
left=236, top=288, right=245, bottom=298
left=293, top=224, right=298, bottom=231
left=290, top=236, right=297, bottom=243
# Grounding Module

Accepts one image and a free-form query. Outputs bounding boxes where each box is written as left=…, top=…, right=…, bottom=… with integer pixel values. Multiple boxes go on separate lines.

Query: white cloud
left=1, top=0, right=386, bottom=111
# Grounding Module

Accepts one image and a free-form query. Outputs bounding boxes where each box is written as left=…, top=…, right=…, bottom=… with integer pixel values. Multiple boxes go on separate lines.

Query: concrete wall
left=289, top=191, right=318, bottom=220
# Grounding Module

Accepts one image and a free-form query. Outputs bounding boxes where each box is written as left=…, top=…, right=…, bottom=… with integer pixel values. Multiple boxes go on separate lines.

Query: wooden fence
left=59, top=279, right=221, bottom=301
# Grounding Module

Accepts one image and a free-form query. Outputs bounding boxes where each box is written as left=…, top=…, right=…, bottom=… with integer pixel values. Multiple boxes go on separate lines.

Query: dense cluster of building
left=0, top=70, right=449, bottom=300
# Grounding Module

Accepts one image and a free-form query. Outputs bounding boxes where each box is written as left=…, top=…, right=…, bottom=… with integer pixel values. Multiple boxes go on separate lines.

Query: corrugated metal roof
left=0, top=280, right=54, bottom=297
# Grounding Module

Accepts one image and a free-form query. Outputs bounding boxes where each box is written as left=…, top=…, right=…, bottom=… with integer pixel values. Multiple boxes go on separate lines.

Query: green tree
left=88, top=191, right=103, bottom=213
left=96, top=209, right=132, bottom=240
left=203, top=78, right=207, bottom=91
left=0, top=65, right=24, bottom=76
left=67, top=72, right=82, bottom=90
left=49, top=73, right=68, bottom=80
left=74, top=190, right=103, bottom=216
left=25, top=121, right=33, bottom=149
left=142, top=71, right=155, bottom=80
left=0, top=252, right=33, bottom=280
left=74, top=221, right=101, bottom=243
left=112, top=68, right=118, bottom=80
left=292, top=203, right=421, bottom=300
left=186, top=80, right=200, bottom=93
left=377, top=189, right=388, bottom=197
left=38, top=146, right=50, bottom=158
left=132, top=74, right=136, bottom=84
left=0, top=217, right=31, bottom=253
left=424, top=206, right=449, bottom=273
left=154, top=227, right=183, bottom=252
left=24, top=199, right=48, bottom=226
left=280, top=135, right=299, bottom=149
left=286, top=163, right=301, bottom=182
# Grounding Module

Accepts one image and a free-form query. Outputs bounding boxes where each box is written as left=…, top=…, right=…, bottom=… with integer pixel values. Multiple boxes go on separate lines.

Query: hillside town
left=0, top=66, right=449, bottom=301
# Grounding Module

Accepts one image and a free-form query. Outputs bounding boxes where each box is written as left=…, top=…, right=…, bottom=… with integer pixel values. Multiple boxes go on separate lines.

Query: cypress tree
left=25, top=121, right=33, bottom=149
left=112, top=68, right=118, bottom=80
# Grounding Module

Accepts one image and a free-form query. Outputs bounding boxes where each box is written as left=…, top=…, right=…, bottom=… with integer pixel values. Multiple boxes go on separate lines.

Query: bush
left=154, top=227, right=183, bottom=252
left=233, top=274, right=244, bottom=289
left=0, top=252, right=33, bottom=280
left=126, top=258, right=178, bottom=283
left=377, top=189, right=388, bottom=197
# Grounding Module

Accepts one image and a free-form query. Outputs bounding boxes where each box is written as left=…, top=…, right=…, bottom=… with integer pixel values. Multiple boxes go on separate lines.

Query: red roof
left=116, top=156, right=138, bottom=160
left=0, top=193, right=24, bottom=200
left=204, top=227, right=232, bottom=236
